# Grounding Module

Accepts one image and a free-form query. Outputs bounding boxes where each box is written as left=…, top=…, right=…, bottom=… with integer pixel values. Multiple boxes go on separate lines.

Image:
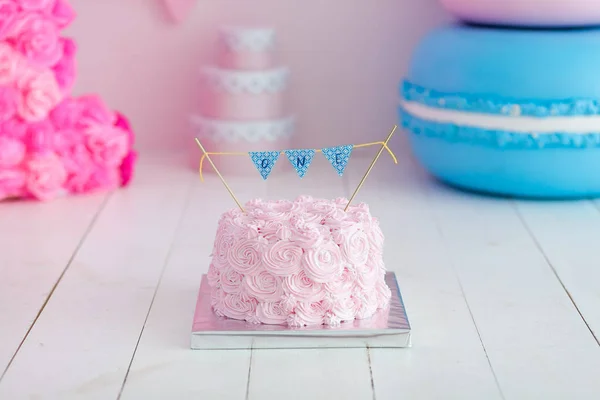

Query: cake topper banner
left=195, top=141, right=395, bottom=182
left=194, top=125, right=398, bottom=213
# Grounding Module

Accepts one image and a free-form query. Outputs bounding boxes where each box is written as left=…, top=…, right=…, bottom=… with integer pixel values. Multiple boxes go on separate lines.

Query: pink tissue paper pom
left=0, top=135, right=25, bottom=167
left=16, top=67, right=62, bottom=122
left=115, top=112, right=137, bottom=187
left=0, top=42, right=21, bottom=85
left=0, top=168, right=26, bottom=200
left=9, top=12, right=62, bottom=67
left=25, top=118, right=53, bottom=151
left=18, top=0, right=56, bottom=12
left=24, top=150, right=66, bottom=201
left=0, top=86, right=18, bottom=121
left=1, top=116, right=28, bottom=139
left=50, top=0, right=75, bottom=29
left=0, top=1, right=18, bottom=40
left=84, top=123, right=129, bottom=168
left=52, top=37, right=75, bottom=92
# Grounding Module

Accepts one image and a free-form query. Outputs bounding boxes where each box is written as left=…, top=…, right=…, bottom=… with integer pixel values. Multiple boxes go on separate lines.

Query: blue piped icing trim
left=401, top=80, right=600, bottom=117
left=399, top=107, right=600, bottom=149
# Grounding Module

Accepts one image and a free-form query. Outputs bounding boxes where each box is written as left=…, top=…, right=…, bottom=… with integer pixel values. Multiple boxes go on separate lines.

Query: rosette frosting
left=207, top=196, right=391, bottom=327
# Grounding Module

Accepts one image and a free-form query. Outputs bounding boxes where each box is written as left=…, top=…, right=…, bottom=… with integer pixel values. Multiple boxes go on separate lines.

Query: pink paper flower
left=10, top=12, right=62, bottom=67
left=16, top=67, right=62, bottom=121
left=85, top=124, right=129, bottom=168
left=0, top=86, right=17, bottom=121
left=119, top=150, right=136, bottom=187
left=49, top=96, right=82, bottom=129
left=24, top=151, right=66, bottom=200
left=0, top=42, right=20, bottom=85
left=78, top=95, right=115, bottom=127
left=17, top=0, right=55, bottom=12
left=0, top=1, right=18, bottom=40
left=0, top=135, right=25, bottom=167
left=85, top=165, right=120, bottom=193
left=0, top=116, right=28, bottom=139
left=0, top=167, right=26, bottom=200
left=25, top=119, right=53, bottom=151
left=52, top=37, right=75, bottom=91
left=61, top=143, right=93, bottom=193
left=50, top=0, right=75, bottom=29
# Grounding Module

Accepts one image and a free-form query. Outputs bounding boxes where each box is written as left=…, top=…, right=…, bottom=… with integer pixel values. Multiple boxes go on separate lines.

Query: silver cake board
left=190, top=272, right=411, bottom=350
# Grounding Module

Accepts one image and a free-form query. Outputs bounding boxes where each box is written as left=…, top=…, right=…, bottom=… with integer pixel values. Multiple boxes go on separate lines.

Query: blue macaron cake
left=400, top=25, right=600, bottom=198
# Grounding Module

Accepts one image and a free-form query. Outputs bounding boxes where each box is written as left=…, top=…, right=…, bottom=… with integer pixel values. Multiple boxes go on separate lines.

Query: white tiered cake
left=191, top=26, right=294, bottom=175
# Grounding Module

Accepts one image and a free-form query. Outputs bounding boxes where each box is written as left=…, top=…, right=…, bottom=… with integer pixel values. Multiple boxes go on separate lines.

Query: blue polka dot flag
left=249, top=151, right=281, bottom=180
left=321, top=144, right=354, bottom=177
left=284, top=149, right=316, bottom=179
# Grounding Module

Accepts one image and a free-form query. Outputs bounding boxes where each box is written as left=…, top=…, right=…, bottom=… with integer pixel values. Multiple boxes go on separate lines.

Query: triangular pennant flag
left=321, top=145, right=354, bottom=176
left=284, top=149, right=316, bottom=178
left=249, top=151, right=281, bottom=180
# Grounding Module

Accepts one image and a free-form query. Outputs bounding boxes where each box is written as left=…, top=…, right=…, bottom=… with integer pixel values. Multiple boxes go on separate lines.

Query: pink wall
left=64, top=0, right=448, bottom=152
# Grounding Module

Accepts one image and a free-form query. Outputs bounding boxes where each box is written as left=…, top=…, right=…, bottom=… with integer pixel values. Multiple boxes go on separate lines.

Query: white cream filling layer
left=402, top=101, right=600, bottom=134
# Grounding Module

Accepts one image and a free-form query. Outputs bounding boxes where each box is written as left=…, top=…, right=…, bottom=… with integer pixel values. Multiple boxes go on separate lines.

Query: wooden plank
left=516, top=199, right=600, bottom=344
left=0, top=192, right=108, bottom=377
left=346, top=153, right=504, bottom=400
left=245, top=158, right=374, bottom=400
left=0, top=156, right=194, bottom=399
left=118, top=172, right=267, bottom=399
left=416, top=159, right=600, bottom=399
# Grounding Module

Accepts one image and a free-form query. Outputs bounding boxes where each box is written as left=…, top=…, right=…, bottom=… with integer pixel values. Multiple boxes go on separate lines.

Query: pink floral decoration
left=0, top=0, right=137, bottom=202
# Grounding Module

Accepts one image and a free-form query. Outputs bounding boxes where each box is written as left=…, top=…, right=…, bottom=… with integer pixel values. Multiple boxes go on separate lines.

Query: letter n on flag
left=284, top=149, right=316, bottom=178
left=321, top=145, right=353, bottom=176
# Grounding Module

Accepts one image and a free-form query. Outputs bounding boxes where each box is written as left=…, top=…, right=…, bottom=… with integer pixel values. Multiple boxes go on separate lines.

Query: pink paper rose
left=0, top=117, right=28, bottom=139
left=78, top=95, right=115, bottom=127
left=0, top=86, right=17, bottom=121
left=0, top=167, right=26, bottom=200
left=10, top=12, right=62, bottom=67
left=115, top=112, right=137, bottom=187
left=85, top=124, right=128, bottom=167
left=0, top=1, right=18, bottom=40
left=25, top=151, right=66, bottom=200
left=0, top=135, right=26, bottom=167
left=52, top=37, right=75, bottom=92
left=17, top=0, right=55, bottom=12
left=17, top=68, right=62, bottom=121
left=0, top=42, right=20, bottom=85
left=84, top=165, right=120, bottom=193
left=49, top=96, right=82, bottom=129
left=60, top=143, right=93, bottom=193
left=25, top=119, right=54, bottom=151
left=50, top=0, right=75, bottom=28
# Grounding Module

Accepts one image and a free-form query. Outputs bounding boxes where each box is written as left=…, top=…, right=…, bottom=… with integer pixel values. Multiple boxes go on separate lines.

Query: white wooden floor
left=1, top=148, right=600, bottom=400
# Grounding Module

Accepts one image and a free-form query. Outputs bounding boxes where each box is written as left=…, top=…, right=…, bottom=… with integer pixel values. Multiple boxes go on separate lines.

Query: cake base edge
left=190, top=272, right=411, bottom=350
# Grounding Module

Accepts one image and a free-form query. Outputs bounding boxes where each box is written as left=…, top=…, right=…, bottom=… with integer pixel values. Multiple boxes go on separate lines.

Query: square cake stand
left=190, top=272, right=411, bottom=350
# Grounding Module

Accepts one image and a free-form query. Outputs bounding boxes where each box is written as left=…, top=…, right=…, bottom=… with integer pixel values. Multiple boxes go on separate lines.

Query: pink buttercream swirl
left=219, top=292, right=256, bottom=320
left=282, top=270, right=324, bottom=303
left=243, top=270, right=283, bottom=302
left=207, top=263, right=221, bottom=288
left=228, top=237, right=265, bottom=275
left=332, top=296, right=360, bottom=321
left=302, top=240, right=343, bottom=283
left=256, top=301, right=288, bottom=325
left=324, top=266, right=357, bottom=298
left=289, top=302, right=325, bottom=327
left=337, top=226, right=370, bottom=267
left=219, top=267, right=244, bottom=294
left=262, top=239, right=303, bottom=276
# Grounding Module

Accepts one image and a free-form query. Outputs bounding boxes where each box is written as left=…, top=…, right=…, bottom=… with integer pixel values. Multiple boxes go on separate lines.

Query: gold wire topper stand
left=193, top=125, right=398, bottom=213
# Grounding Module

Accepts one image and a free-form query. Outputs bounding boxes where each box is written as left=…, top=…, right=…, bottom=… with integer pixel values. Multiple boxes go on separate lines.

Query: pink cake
left=217, top=26, right=276, bottom=70
left=199, top=67, right=289, bottom=120
left=207, top=196, right=392, bottom=327
left=440, top=0, right=600, bottom=27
